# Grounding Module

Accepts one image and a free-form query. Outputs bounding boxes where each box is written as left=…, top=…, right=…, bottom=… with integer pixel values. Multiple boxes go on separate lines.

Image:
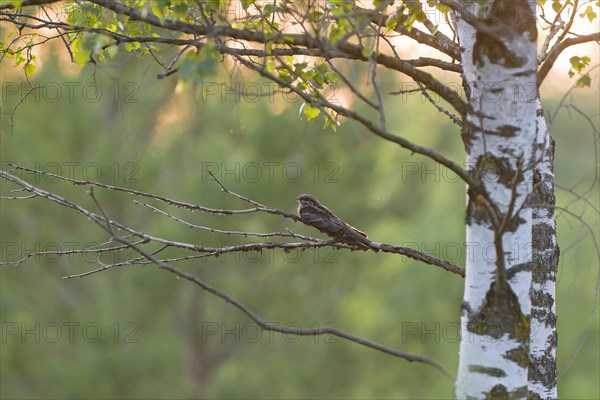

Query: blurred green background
left=1, top=44, right=598, bottom=399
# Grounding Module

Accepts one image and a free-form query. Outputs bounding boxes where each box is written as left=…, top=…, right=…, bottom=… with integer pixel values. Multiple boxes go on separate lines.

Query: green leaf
left=301, top=103, right=320, bottom=120
left=172, top=2, right=188, bottom=15
left=551, top=0, right=563, bottom=13
left=242, top=0, right=256, bottom=10
left=266, top=60, right=275, bottom=74
left=152, top=2, right=168, bottom=25
left=105, top=45, right=119, bottom=59
left=576, top=73, right=592, bottom=88
left=124, top=42, right=141, bottom=52
left=580, top=6, right=597, bottom=22
left=322, top=114, right=339, bottom=132
left=569, top=55, right=591, bottom=72
left=428, top=0, right=451, bottom=13
left=385, top=16, right=398, bottom=30
left=415, top=10, right=428, bottom=23
left=208, top=0, right=226, bottom=11
left=14, top=50, right=25, bottom=66
left=24, top=62, right=36, bottom=76
left=179, top=45, right=221, bottom=83
left=568, top=55, right=592, bottom=84
left=278, top=69, right=294, bottom=83
left=403, top=12, right=417, bottom=30
left=72, top=37, right=94, bottom=64
left=329, top=25, right=346, bottom=43
left=293, top=62, right=308, bottom=75
left=309, top=11, right=323, bottom=21
left=263, top=3, right=273, bottom=16
left=196, top=51, right=219, bottom=75
left=361, top=46, right=373, bottom=58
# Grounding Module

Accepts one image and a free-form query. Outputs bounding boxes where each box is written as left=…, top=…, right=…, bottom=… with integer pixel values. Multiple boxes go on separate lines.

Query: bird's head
left=297, top=194, right=319, bottom=205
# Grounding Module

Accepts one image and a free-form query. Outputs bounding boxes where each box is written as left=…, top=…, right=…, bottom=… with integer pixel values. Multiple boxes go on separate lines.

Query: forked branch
left=1, top=166, right=464, bottom=277
left=85, top=187, right=457, bottom=381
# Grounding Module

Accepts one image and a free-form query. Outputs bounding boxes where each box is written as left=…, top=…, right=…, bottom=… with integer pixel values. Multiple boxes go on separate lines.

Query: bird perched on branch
left=296, top=194, right=378, bottom=252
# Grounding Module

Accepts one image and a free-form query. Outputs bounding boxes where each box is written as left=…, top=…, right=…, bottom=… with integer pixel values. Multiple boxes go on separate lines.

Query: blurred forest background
left=1, top=38, right=598, bottom=399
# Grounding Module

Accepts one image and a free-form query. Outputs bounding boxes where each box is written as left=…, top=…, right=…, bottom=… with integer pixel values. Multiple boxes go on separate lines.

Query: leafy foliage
left=568, top=55, right=592, bottom=87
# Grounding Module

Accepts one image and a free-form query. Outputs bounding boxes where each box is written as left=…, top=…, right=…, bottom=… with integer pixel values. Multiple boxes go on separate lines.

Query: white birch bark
left=528, top=103, right=559, bottom=399
left=454, top=1, right=539, bottom=397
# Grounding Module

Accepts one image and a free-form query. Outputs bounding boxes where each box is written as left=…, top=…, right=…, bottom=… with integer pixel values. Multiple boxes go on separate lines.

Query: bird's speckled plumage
left=296, top=194, right=377, bottom=251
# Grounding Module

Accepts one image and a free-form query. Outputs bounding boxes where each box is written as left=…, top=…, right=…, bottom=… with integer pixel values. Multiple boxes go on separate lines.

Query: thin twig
left=82, top=192, right=456, bottom=380
left=416, top=81, right=462, bottom=126
left=4, top=163, right=300, bottom=220
left=1, top=168, right=464, bottom=277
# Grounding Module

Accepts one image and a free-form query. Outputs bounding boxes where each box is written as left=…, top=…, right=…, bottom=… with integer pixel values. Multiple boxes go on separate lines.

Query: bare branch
left=406, top=57, right=461, bottom=72
left=0, top=0, right=58, bottom=10
left=163, top=264, right=457, bottom=380
left=134, top=200, right=310, bottom=240
left=156, top=44, right=193, bottom=79
left=63, top=245, right=171, bottom=280
left=1, top=167, right=463, bottom=276
left=79, top=193, right=456, bottom=380
left=537, top=0, right=571, bottom=63
left=370, top=26, right=386, bottom=131
left=4, top=163, right=299, bottom=221
left=538, top=32, right=600, bottom=85
left=356, top=6, right=461, bottom=60
left=321, top=56, right=378, bottom=110
left=208, top=170, right=268, bottom=209
left=376, top=243, right=464, bottom=277
left=553, top=0, right=580, bottom=49
left=415, top=81, right=462, bottom=126
left=0, top=237, right=138, bottom=267
left=229, top=56, right=472, bottom=186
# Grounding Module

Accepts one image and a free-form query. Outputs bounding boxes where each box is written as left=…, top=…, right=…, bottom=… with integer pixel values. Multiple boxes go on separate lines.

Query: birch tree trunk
left=454, top=1, right=542, bottom=397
